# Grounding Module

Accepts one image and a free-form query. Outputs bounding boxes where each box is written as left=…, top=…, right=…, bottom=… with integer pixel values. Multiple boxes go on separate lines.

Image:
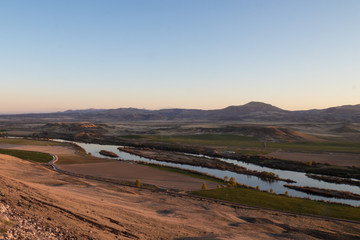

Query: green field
left=135, top=134, right=360, bottom=154
left=268, top=141, right=360, bottom=153
left=144, top=134, right=262, bottom=147
left=57, top=153, right=110, bottom=165
left=192, top=187, right=360, bottom=221
left=142, top=163, right=360, bottom=221
left=0, top=138, right=66, bottom=146
left=0, top=148, right=53, bottom=163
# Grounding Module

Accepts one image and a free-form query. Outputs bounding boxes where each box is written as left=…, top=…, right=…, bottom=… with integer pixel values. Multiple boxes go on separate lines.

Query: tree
left=228, top=177, right=237, bottom=187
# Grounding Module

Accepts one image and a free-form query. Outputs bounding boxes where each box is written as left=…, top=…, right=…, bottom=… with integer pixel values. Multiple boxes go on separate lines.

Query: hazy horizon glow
left=1, top=1, right=360, bottom=114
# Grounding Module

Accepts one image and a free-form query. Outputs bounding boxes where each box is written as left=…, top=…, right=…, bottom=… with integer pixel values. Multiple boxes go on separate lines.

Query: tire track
left=20, top=195, right=139, bottom=239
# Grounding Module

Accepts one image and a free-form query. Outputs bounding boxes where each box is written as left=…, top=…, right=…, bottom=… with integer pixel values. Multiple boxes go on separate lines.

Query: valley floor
left=0, top=146, right=359, bottom=239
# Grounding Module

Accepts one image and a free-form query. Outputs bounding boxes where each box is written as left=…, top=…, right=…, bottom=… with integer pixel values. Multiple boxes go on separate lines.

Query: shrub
left=136, top=179, right=141, bottom=187
left=228, top=177, right=237, bottom=187
left=202, top=183, right=207, bottom=190
left=269, top=188, right=273, bottom=193
left=259, top=171, right=278, bottom=180
left=224, top=176, right=229, bottom=182
left=256, top=186, right=260, bottom=191
left=285, top=191, right=289, bottom=196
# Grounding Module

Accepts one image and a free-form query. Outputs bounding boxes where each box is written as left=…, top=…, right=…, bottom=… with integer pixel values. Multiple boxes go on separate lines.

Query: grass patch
left=140, top=163, right=224, bottom=184
left=0, top=148, right=53, bottom=163
left=138, top=134, right=360, bottom=154
left=234, top=149, right=270, bottom=155
left=57, top=154, right=112, bottom=165
left=122, top=135, right=144, bottom=139
left=192, top=187, right=360, bottom=221
left=268, top=141, right=360, bottom=153
left=142, top=134, right=262, bottom=148
left=0, top=138, right=66, bottom=147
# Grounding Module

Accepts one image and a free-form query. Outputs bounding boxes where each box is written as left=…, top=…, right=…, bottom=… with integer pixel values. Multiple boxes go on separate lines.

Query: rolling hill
left=1, top=102, right=360, bottom=123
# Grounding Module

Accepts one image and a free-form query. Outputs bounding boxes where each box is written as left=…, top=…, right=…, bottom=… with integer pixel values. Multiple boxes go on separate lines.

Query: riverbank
left=120, top=147, right=295, bottom=183
left=284, top=185, right=360, bottom=201
left=306, top=173, right=360, bottom=187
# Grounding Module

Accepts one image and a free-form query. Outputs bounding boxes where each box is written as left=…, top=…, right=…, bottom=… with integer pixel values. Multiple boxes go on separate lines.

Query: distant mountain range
left=2, top=102, right=360, bottom=123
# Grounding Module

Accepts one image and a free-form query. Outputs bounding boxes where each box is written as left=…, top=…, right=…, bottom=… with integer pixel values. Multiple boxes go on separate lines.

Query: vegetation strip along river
left=306, top=173, right=360, bottom=187
left=120, top=147, right=294, bottom=183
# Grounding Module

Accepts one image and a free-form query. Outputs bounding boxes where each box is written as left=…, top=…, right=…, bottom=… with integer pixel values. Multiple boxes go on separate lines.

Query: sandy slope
left=0, top=153, right=359, bottom=239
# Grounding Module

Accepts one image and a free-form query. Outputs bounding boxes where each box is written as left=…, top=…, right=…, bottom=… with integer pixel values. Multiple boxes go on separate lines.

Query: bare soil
left=59, top=161, right=218, bottom=191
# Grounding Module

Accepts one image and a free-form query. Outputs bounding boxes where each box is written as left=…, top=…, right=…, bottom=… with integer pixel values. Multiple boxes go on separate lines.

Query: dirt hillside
left=0, top=153, right=359, bottom=239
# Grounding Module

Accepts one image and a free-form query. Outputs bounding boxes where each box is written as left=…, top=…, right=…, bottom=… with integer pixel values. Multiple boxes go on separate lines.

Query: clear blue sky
left=1, top=0, right=359, bottom=113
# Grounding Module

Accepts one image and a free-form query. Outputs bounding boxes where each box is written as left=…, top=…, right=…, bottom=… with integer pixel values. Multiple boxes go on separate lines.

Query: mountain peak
left=224, top=102, right=284, bottom=112
left=243, top=101, right=275, bottom=107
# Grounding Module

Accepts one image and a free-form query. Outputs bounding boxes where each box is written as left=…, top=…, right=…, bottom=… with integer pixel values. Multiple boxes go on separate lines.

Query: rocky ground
left=0, top=202, right=70, bottom=239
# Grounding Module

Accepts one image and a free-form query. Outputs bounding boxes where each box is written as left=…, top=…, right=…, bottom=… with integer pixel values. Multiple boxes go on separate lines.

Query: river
left=53, top=139, right=360, bottom=206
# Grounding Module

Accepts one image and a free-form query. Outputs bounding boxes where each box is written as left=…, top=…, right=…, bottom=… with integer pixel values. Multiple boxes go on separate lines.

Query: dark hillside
left=1, top=102, right=360, bottom=123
